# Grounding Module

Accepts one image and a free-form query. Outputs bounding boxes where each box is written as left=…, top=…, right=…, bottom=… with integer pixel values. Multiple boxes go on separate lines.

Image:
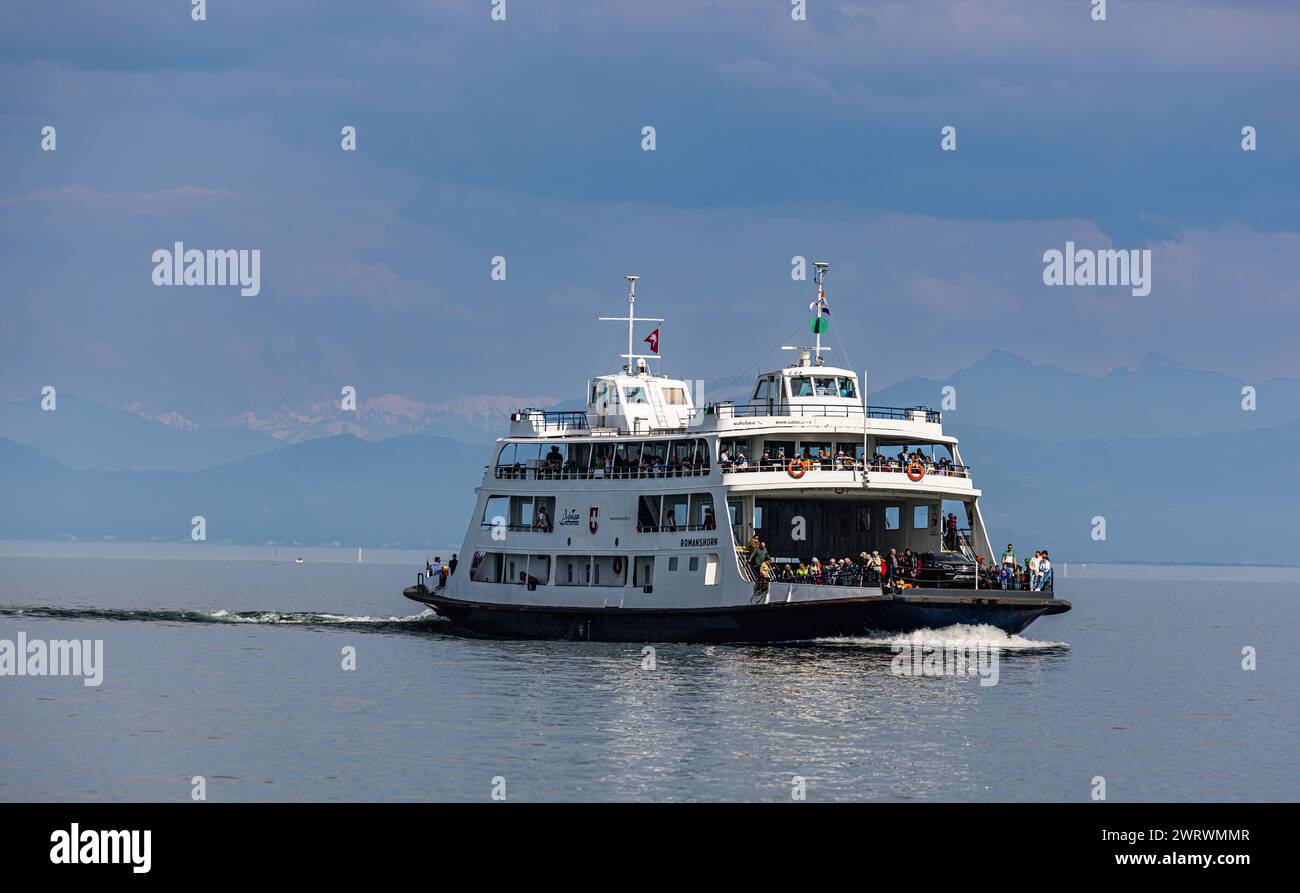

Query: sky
left=1, top=0, right=1298, bottom=421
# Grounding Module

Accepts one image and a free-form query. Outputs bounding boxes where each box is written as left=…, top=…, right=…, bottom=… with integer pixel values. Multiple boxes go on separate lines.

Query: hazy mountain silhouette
left=3, top=351, right=1298, bottom=562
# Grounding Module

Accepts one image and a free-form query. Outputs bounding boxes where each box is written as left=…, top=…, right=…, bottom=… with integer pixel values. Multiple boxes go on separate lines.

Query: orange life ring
left=787, top=459, right=807, bottom=479
left=906, top=462, right=925, bottom=482
left=612, top=555, right=623, bottom=574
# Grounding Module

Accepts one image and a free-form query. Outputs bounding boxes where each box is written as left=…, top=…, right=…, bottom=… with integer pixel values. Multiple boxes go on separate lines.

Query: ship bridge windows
left=752, top=376, right=777, bottom=401
left=787, top=375, right=857, bottom=399
left=661, top=386, right=689, bottom=405
left=623, top=386, right=648, bottom=404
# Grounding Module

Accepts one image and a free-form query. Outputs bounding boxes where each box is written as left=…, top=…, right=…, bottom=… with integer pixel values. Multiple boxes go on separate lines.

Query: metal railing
left=495, top=463, right=712, bottom=481
left=511, top=409, right=589, bottom=430
left=636, top=522, right=716, bottom=533
left=480, top=522, right=553, bottom=533
left=710, top=402, right=941, bottom=423
left=721, top=459, right=971, bottom=478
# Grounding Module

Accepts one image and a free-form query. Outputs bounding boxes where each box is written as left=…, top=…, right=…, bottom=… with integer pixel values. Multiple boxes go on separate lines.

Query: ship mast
left=813, top=261, right=829, bottom=365
left=782, top=261, right=832, bottom=367
left=599, top=275, right=664, bottom=375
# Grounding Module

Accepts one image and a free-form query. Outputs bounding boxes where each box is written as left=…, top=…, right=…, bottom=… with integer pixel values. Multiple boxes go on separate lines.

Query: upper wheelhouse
left=587, top=365, right=695, bottom=434
left=746, top=351, right=861, bottom=417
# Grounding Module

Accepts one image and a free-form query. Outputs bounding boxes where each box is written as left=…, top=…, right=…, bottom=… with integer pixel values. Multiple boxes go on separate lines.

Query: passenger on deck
left=533, top=505, right=552, bottom=532
left=1000, top=544, right=1018, bottom=590
left=1034, top=551, right=1053, bottom=591
left=702, top=507, right=716, bottom=530
left=885, top=548, right=899, bottom=590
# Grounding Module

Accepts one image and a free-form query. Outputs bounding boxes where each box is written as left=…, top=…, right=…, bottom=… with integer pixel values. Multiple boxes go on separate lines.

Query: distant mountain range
left=1, top=351, right=1296, bottom=563
left=0, top=392, right=557, bottom=471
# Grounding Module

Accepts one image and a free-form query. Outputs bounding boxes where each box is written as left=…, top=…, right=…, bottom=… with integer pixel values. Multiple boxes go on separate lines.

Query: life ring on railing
left=787, top=459, right=808, bottom=479
left=906, top=462, right=925, bottom=482
left=612, top=555, right=623, bottom=574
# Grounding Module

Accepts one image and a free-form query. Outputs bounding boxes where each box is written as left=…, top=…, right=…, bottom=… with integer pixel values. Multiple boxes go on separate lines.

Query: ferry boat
left=404, top=268, right=1070, bottom=642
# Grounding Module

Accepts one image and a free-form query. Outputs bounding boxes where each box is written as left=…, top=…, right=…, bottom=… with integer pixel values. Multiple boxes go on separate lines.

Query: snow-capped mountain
left=228, top=393, right=563, bottom=444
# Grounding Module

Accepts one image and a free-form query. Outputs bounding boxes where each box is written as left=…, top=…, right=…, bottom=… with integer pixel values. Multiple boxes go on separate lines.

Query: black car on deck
left=912, top=551, right=978, bottom=587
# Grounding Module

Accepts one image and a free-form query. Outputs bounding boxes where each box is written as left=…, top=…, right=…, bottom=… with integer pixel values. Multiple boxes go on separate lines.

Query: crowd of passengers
left=741, top=536, right=1053, bottom=593
left=720, top=445, right=963, bottom=476
left=498, top=444, right=711, bottom=479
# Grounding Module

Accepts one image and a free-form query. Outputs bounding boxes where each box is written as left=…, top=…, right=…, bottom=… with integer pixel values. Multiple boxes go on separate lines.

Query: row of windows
left=637, top=493, right=715, bottom=531
left=468, top=551, right=720, bottom=587
left=752, top=374, right=858, bottom=401
left=497, top=438, right=711, bottom=473
left=591, top=381, right=690, bottom=407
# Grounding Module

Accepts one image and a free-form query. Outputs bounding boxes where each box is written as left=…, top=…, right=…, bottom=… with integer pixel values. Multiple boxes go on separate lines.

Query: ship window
left=753, top=505, right=764, bottom=529
left=513, top=442, right=542, bottom=468
left=705, top=554, right=720, bottom=585
left=471, top=552, right=503, bottom=583
left=800, top=441, right=832, bottom=460
left=662, top=494, right=688, bottom=530
left=814, top=377, right=837, bottom=397
left=497, top=443, right=516, bottom=466
left=688, top=493, right=715, bottom=529
left=838, top=377, right=858, bottom=399
left=885, top=506, right=900, bottom=530
left=914, top=506, right=929, bottom=530
left=624, top=386, right=648, bottom=404
left=764, top=440, right=794, bottom=461
left=638, top=495, right=662, bottom=531
left=641, top=440, right=668, bottom=468
left=689, top=556, right=700, bottom=572
left=509, top=496, right=555, bottom=531
left=668, top=557, right=679, bottom=572
left=482, top=495, right=508, bottom=529
left=789, top=376, right=814, bottom=397
left=752, top=378, right=770, bottom=401
left=662, top=387, right=688, bottom=405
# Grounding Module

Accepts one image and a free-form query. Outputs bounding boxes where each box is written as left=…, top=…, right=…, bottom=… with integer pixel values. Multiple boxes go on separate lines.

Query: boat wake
left=0, top=604, right=447, bottom=634
left=815, top=623, right=1068, bottom=651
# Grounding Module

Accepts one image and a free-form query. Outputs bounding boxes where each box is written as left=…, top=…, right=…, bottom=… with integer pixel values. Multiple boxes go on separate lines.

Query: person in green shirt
left=1001, top=544, right=1017, bottom=590
left=750, top=542, right=769, bottom=567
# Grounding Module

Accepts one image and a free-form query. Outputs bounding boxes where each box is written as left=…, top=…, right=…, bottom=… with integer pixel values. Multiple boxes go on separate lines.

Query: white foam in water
left=203, top=608, right=440, bottom=624
left=817, top=623, right=1068, bottom=650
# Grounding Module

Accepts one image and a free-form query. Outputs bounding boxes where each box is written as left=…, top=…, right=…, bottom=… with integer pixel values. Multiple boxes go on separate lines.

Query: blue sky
left=2, top=0, right=1297, bottom=420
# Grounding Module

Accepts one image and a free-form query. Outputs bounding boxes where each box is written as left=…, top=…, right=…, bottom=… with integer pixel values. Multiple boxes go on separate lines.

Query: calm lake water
left=1, top=544, right=1296, bottom=802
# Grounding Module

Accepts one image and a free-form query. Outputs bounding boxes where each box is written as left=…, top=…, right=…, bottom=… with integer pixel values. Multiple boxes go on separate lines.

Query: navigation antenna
left=781, top=261, right=832, bottom=367
left=599, top=274, right=664, bottom=375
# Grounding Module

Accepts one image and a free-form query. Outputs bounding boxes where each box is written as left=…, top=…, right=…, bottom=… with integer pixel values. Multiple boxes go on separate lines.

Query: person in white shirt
left=1035, top=552, right=1053, bottom=591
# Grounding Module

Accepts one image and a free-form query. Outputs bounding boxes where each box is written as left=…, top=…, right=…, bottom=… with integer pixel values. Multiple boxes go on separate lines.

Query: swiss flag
left=644, top=328, right=660, bottom=353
